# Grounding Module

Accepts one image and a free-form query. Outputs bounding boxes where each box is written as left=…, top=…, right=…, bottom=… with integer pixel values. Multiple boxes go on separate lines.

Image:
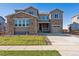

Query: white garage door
left=51, top=26, right=61, bottom=33
left=14, top=27, right=29, bottom=35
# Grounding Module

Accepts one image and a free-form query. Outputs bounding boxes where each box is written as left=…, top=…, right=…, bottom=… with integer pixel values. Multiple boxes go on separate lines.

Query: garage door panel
left=51, top=26, right=61, bottom=33
left=14, top=27, right=29, bottom=35
left=14, top=31, right=28, bottom=35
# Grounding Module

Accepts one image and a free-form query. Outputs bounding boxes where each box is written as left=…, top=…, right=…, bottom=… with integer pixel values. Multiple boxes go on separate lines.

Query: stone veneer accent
left=6, top=12, right=38, bottom=35
left=49, top=9, right=63, bottom=33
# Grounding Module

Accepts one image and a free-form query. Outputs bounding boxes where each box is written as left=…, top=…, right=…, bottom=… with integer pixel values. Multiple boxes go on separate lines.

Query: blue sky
left=0, top=3, right=79, bottom=28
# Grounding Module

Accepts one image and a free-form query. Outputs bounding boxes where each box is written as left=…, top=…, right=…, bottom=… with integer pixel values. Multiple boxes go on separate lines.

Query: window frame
left=39, top=16, right=48, bottom=20
left=54, top=13, right=59, bottom=19
left=14, top=18, right=31, bottom=27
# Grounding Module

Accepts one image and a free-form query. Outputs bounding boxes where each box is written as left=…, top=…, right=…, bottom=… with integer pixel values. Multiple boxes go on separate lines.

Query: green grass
left=0, top=35, right=46, bottom=45
left=0, top=50, right=61, bottom=56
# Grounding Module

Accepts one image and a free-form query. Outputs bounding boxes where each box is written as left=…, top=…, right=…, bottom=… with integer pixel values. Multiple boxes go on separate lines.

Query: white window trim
left=13, top=18, right=30, bottom=27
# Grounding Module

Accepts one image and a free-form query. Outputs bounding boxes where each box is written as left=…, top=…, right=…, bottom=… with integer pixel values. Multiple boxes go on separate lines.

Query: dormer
left=24, top=6, right=39, bottom=16
left=49, top=9, right=63, bottom=20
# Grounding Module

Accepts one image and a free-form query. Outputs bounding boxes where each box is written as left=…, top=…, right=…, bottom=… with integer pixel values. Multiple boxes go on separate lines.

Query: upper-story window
left=51, top=13, right=61, bottom=19
left=77, top=16, right=79, bottom=19
left=14, top=18, right=31, bottom=27
left=26, top=10, right=35, bottom=16
left=54, top=13, right=59, bottom=19
left=28, top=10, right=33, bottom=15
left=39, top=16, right=48, bottom=20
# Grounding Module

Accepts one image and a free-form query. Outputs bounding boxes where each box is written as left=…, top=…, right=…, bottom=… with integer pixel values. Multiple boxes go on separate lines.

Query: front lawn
left=0, top=50, right=61, bottom=56
left=0, top=35, right=47, bottom=45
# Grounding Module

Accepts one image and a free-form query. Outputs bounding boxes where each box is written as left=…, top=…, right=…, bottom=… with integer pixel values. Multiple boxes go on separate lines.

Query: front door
left=39, top=24, right=42, bottom=32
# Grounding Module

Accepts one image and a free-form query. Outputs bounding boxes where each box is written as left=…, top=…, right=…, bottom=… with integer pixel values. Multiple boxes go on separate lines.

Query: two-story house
left=69, top=14, right=79, bottom=33
left=6, top=6, right=63, bottom=35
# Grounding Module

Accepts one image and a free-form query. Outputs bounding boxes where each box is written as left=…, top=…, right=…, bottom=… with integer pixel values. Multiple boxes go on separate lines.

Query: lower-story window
left=23, top=24, right=25, bottom=26
left=15, top=24, right=17, bottom=26
left=14, top=18, right=31, bottom=27
left=19, top=24, right=21, bottom=26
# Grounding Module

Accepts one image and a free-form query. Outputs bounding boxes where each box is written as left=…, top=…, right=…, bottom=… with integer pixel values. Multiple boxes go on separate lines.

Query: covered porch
left=38, top=23, right=50, bottom=33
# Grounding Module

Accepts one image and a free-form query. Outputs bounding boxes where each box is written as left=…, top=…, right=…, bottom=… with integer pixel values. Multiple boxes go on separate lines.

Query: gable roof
left=72, top=14, right=79, bottom=18
left=6, top=11, right=37, bottom=18
left=0, top=16, right=5, bottom=21
left=49, top=9, right=63, bottom=13
left=24, top=6, right=38, bottom=11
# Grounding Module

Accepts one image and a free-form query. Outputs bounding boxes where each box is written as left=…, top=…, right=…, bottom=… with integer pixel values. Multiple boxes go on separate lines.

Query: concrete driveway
left=47, top=33, right=79, bottom=56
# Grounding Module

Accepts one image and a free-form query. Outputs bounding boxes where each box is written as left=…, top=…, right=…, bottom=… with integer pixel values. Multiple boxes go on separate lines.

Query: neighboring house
left=69, top=14, right=79, bottom=33
left=0, top=16, right=5, bottom=35
left=6, top=6, right=63, bottom=35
